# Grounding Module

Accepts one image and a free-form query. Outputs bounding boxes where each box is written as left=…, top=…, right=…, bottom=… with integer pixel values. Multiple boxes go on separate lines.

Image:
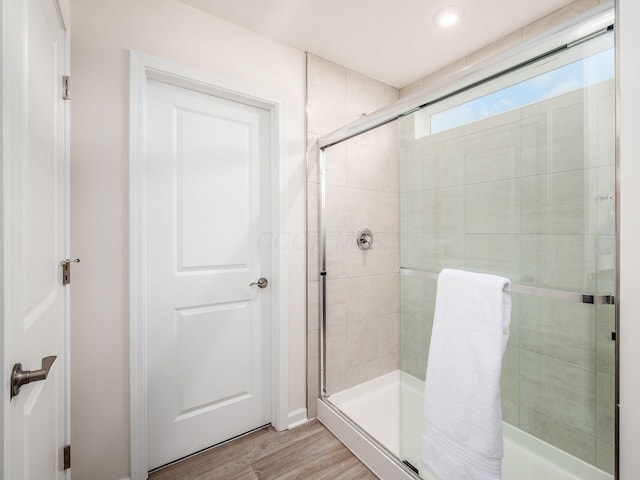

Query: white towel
left=421, top=268, right=511, bottom=480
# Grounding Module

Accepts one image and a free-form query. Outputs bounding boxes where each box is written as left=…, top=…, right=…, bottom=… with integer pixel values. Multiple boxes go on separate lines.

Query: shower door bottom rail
left=399, top=267, right=615, bottom=305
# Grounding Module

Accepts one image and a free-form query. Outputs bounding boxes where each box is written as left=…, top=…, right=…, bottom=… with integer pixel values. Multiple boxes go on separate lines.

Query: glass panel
left=322, top=122, right=402, bottom=455
left=399, top=31, right=615, bottom=479
left=428, top=48, right=614, bottom=135
left=320, top=28, right=615, bottom=480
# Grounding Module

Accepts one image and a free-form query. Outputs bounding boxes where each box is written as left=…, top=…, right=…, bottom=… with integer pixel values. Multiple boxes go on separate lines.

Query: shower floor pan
left=318, top=371, right=612, bottom=480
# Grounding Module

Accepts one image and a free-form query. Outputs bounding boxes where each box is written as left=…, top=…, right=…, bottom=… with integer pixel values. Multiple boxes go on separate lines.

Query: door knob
left=249, top=277, right=268, bottom=288
left=10, top=356, right=57, bottom=400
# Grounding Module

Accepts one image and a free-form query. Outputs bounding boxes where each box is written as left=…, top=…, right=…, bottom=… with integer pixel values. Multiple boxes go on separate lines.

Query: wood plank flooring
left=148, top=419, right=378, bottom=480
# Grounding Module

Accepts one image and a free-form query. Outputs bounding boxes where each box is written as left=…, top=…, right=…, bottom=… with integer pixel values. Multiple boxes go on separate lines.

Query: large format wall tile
left=325, top=278, right=348, bottom=328
left=307, top=54, right=346, bottom=95
left=538, top=234, right=597, bottom=292
left=597, top=234, right=616, bottom=293
left=466, top=179, right=521, bottom=234
left=502, top=345, right=520, bottom=404
left=307, top=83, right=347, bottom=135
left=538, top=299, right=596, bottom=368
left=400, top=148, right=424, bottom=192
left=596, top=439, right=615, bottom=475
left=516, top=294, right=539, bottom=352
left=595, top=88, right=615, bottom=168
left=548, top=103, right=586, bottom=173
left=538, top=170, right=589, bottom=235
left=325, top=184, right=348, bottom=233
left=325, top=142, right=347, bottom=187
left=520, top=115, right=546, bottom=176
left=596, top=372, right=615, bottom=445
left=399, top=81, right=615, bottom=472
left=519, top=407, right=596, bottom=465
left=596, top=305, right=615, bottom=376
left=502, top=399, right=520, bottom=427
left=308, top=54, right=400, bottom=399
left=520, top=351, right=596, bottom=435
left=464, top=234, right=521, bottom=277
left=466, top=124, right=521, bottom=183
left=422, top=186, right=466, bottom=233
left=423, top=140, right=466, bottom=189
left=415, top=234, right=466, bottom=273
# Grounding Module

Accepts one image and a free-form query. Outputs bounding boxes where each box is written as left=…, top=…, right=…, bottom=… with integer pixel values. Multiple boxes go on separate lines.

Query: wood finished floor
left=148, top=419, right=378, bottom=480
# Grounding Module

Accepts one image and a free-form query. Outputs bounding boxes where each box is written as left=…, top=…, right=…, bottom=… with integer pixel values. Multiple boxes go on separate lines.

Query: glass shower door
left=320, top=120, right=402, bottom=456
left=399, top=31, right=616, bottom=479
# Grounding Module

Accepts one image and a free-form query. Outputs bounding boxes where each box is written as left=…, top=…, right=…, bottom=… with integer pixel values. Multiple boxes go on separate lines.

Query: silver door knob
left=249, top=277, right=268, bottom=288
left=10, top=355, right=57, bottom=400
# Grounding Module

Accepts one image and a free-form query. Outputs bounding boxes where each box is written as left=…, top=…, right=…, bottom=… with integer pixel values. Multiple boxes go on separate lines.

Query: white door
left=146, top=79, right=272, bottom=469
left=4, top=0, right=69, bottom=479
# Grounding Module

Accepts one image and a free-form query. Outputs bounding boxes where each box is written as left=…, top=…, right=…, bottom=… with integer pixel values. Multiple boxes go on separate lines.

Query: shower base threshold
left=319, top=371, right=612, bottom=480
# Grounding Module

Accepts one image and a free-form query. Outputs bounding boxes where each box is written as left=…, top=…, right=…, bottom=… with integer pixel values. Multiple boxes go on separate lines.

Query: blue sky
left=430, top=48, right=615, bottom=134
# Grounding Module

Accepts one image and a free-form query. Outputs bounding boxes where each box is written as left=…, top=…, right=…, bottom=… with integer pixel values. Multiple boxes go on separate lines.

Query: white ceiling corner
left=181, top=0, right=578, bottom=89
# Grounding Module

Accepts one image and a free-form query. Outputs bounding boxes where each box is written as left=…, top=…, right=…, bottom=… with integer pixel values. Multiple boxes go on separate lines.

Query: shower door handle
left=249, top=277, right=268, bottom=288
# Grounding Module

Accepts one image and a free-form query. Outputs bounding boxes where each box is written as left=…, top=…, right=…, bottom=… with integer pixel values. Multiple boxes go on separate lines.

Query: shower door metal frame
left=318, top=5, right=615, bottom=151
left=317, top=3, right=619, bottom=478
left=318, top=146, right=327, bottom=397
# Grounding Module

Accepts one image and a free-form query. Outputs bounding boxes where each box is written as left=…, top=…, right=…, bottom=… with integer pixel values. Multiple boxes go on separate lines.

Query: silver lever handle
left=11, top=356, right=57, bottom=400
left=60, top=258, right=80, bottom=265
left=249, top=277, right=268, bottom=288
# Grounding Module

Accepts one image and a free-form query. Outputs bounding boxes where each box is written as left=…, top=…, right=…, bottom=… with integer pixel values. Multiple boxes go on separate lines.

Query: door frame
left=1, top=0, right=71, bottom=477
left=129, top=51, right=289, bottom=479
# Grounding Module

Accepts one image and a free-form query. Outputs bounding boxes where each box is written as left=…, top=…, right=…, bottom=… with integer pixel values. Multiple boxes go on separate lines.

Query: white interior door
left=3, top=0, right=69, bottom=478
left=146, top=79, right=272, bottom=469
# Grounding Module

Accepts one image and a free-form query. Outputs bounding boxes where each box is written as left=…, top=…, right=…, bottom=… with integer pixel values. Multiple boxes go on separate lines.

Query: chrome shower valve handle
left=356, top=228, right=373, bottom=250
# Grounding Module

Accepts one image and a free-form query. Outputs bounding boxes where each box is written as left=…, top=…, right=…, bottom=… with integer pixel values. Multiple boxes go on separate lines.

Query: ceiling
left=181, top=0, right=577, bottom=89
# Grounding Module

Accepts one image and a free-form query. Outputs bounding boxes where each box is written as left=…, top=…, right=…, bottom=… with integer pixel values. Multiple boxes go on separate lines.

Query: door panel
left=177, top=302, right=251, bottom=414
left=146, top=80, right=272, bottom=469
left=177, top=109, right=252, bottom=269
left=5, top=0, right=68, bottom=478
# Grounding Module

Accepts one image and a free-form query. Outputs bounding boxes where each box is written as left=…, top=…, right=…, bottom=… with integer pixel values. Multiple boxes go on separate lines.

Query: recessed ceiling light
left=433, top=5, right=464, bottom=28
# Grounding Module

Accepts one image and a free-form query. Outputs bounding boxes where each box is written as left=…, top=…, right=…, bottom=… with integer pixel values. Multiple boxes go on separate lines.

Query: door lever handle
left=10, top=355, right=57, bottom=400
left=249, top=277, right=268, bottom=288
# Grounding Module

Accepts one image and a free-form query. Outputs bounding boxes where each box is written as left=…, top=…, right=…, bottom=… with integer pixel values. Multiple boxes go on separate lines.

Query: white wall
left=618, top=1, right=640, bottom=478
left=70, top=1, right=306, bottom=479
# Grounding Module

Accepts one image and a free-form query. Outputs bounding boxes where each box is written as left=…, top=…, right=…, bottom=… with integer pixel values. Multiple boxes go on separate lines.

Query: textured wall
left=306, top=54, right=399, bottom=417
left=399, top=80, right=616, bottom=473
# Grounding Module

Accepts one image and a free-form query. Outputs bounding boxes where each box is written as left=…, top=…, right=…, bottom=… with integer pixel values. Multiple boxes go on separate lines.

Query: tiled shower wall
left=306, top=54, right=399, bottom=418
left=399, top=81, right=615, bottom=473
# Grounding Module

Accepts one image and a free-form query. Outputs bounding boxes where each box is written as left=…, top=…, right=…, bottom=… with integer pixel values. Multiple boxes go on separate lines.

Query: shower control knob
left=356, top=228, right=373, bottom=250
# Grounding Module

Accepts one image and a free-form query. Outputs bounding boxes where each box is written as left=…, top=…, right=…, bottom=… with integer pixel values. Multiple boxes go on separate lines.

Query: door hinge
left=62, top=75, right=70, bottom=101
left=63, top=445, right=71, bottom=470
left=61, top=258, right=80, bottom=285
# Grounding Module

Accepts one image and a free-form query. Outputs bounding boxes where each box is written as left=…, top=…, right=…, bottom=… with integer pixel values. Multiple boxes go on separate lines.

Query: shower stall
left=315, top=5, right=617, bottom=480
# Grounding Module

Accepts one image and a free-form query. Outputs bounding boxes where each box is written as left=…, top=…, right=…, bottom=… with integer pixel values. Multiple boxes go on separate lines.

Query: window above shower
left=414, top=34, right=614, bottom=138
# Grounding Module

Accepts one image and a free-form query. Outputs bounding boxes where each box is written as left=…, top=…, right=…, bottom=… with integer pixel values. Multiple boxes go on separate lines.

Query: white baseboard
left=287, top=407, right=308, bottom=429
